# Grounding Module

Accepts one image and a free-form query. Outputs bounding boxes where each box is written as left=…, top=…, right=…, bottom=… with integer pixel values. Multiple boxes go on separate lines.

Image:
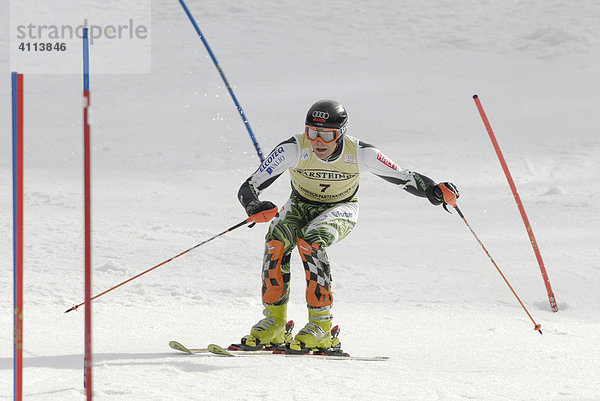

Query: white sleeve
left=246, top=139, right=299, bottom=195
left=358, top=145, right=418, bottom=188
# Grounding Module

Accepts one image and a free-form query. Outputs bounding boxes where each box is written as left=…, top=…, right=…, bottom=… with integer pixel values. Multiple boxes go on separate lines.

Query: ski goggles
left=305, top=125, right=341, bottom=144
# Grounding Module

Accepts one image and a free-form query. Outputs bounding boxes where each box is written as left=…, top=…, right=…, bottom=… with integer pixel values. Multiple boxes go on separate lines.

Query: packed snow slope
left=1, top=1, right=600, bottom=400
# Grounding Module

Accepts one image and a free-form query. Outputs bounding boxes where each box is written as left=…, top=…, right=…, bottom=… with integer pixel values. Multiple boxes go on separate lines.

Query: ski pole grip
left=247, top=206, right=279, bottom=224
left=440, top=183, right=458, bottom=207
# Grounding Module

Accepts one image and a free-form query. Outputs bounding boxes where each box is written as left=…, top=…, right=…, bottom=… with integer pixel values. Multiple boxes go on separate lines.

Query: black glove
left=245, top=200, right=278, bottom=217
left=426, top=182, right=459, bottom=206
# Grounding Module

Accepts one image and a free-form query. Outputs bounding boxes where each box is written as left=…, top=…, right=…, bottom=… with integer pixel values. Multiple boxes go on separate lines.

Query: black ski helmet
left=305, top=100, right=348, bottom=135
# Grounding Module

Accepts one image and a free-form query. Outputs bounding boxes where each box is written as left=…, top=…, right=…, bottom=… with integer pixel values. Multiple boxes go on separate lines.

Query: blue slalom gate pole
left=83, top=29, right=90, bottom=92
left=176, top=0, right=265, bottom=162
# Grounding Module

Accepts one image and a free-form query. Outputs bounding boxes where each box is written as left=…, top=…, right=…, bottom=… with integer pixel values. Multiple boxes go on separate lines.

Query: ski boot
left=237, top=304, right=293, bottom=350
left=287, top=307, right=342, bottom=354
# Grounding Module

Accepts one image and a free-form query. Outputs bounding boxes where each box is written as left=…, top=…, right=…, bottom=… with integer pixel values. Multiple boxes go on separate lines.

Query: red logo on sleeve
left=376, top=152, right=397, bottom=170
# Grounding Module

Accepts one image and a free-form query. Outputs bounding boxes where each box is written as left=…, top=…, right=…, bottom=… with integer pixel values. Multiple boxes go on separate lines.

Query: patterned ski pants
left=260, top=193, right=359, bottom=308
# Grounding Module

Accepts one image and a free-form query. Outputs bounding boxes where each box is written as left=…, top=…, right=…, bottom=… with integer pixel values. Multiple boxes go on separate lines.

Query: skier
left=237, top=99, right=459, bottom=353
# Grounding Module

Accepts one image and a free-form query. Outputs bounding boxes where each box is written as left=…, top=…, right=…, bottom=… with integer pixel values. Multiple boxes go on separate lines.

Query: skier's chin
left=314, top=148, right=329, bottom=158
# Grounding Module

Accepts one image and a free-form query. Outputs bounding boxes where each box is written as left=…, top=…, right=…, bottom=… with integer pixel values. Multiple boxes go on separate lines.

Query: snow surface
left=2, top=0, right=600, bottom=400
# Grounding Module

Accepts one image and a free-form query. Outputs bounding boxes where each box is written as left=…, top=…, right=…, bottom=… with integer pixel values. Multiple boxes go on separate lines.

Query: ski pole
left=439, top=185, right=542, bottom=335
left=65, top=207, right=278, bottom=313
left=176, top=0, right=265, bottom=162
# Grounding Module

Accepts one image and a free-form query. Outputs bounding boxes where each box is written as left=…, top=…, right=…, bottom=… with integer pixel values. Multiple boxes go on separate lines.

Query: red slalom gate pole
left=82, top=28, right=93, bottom=400
left=473, top=94, right=558, bottom=313
left=12, top=72, right=24, bottom=401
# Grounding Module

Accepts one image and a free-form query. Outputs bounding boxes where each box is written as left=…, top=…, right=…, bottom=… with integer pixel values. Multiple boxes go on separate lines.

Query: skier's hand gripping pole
left=247, top=205, right=279, bottom=224
left=244, top=200, right=279, bottom=228
left=440, top=183, right=543, bottom=335
left=64, top=206, right=279, bottom=313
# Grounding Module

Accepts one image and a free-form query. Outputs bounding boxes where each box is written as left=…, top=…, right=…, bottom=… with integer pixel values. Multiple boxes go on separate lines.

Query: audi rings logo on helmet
left=312, top=111, right=330, bottom=120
